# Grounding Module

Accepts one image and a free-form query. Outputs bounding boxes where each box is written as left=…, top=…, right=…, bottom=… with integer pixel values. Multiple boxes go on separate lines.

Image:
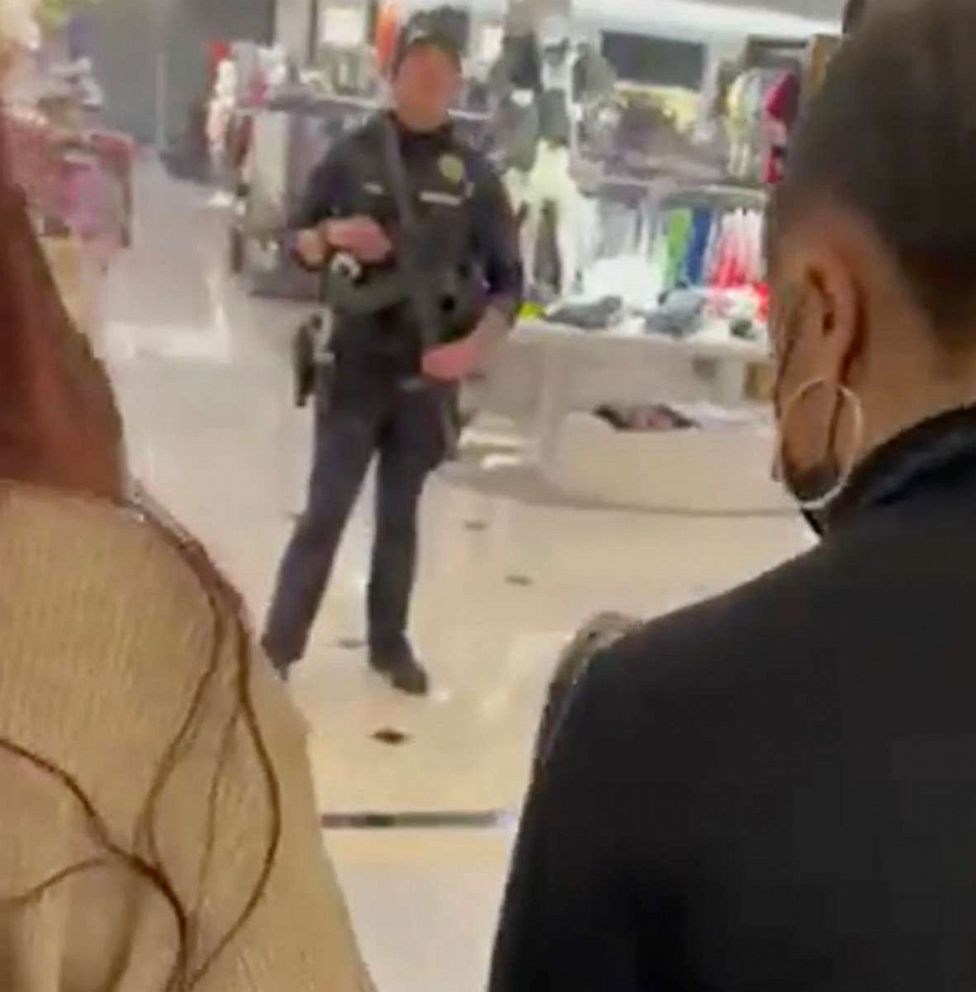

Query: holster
left=292, top=312, right=338, bottom=409
left=292, top=314, right=319, bottom=408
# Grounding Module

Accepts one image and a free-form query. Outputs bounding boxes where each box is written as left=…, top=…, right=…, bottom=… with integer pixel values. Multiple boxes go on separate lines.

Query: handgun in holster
left=291, top=311, right=336, bottom=409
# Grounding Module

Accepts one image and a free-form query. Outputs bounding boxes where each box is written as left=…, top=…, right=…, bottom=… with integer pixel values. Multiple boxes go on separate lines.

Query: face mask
left=778, top=441, right=839, bottom=537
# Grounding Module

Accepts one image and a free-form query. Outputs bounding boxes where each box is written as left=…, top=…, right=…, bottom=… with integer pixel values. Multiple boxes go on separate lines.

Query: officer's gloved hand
left=422, top=306, right=511, bottom=382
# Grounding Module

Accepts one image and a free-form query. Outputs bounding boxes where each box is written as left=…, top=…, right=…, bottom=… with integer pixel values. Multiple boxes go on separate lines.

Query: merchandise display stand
left=3, top=35, right=132, bottom=358
left=489, top=318, right=768, bottom=457
left=478, top=318, right=788, bottom=513
left=545, top=411, right=788, bottom=514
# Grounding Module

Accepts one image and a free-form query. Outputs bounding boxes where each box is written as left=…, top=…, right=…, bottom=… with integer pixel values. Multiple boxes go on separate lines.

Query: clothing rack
left=742, top=35, right=808, bottom=73
left=653, top=184, right=766, bottom=292
left=659, top=183, right=767, bottom=212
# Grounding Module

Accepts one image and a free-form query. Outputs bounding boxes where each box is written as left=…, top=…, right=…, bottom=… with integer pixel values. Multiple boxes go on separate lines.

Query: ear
left=800, top=243, right=864, bottom=384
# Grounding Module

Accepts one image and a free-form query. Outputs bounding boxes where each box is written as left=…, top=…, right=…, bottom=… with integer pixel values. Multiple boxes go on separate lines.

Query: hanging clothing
left=375, top=3, right=402, bottom=73
left=663, top=208, right=693, bottom=289
left=655, top=203, right=765, bottom=294
left=684, top=208, right=713, bottom=286
left=763, top=71, right=801, bottom=183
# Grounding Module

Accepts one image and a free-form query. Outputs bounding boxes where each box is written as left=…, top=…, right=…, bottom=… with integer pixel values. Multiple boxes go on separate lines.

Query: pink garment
left=764, top=71, right=801, bottom=125
left=762, top=71, right=801, bottom=184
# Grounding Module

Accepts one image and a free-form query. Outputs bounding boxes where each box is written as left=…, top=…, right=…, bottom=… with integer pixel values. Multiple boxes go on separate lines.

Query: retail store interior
left=4, top=0, right=844, bottom=988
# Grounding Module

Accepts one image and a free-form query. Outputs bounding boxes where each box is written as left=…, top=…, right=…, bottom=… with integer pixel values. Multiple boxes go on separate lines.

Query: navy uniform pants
left=263, top=359, right=452, bottom=668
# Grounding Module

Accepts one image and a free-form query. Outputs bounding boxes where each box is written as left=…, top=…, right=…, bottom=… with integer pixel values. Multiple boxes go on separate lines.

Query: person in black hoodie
left=491, top=2, right=976, bottom=989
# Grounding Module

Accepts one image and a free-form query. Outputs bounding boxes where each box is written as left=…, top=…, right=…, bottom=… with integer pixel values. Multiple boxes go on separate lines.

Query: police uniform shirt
left=294, top=111, right=523, bottom=370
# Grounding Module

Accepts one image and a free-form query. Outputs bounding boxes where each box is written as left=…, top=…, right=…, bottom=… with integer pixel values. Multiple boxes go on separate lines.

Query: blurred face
left=392, top=44, right=460, bottom=132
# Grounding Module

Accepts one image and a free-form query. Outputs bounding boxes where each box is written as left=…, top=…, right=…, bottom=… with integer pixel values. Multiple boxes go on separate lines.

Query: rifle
left=379, top=116, right=449, bottom=360
left=324, top=239, right=485, bottom=325
left=378, top=115, right=473, bottom=456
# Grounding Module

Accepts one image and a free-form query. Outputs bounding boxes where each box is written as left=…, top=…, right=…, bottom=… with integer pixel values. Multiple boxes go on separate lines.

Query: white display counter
left=476, top=318, right=789, bottom=513
left=546, top=412, right=790, bottom=513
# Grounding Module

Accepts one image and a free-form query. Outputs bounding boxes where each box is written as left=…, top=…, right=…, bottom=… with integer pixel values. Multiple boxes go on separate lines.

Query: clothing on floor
left=594, top=403, right=698, bottom=431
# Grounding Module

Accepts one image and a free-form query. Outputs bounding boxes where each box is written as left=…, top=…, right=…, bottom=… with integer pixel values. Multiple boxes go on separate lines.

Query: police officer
left=262, top=12, right=523, bottom=695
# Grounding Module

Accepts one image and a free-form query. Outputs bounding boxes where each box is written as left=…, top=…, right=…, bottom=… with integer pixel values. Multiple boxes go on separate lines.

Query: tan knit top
left=0, top=484, right=372, bottom=990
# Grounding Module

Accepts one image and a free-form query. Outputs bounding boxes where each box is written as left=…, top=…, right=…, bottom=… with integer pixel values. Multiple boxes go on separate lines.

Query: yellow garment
left=615, top=84, right=701, bottom=133
left=0, top=484, right=372, bottom=991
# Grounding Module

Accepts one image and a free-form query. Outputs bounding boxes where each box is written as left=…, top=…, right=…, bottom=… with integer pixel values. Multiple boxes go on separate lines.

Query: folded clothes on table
left=644, top=288, right=706, bottom=339
left=545, top=295, right=624, bottom=330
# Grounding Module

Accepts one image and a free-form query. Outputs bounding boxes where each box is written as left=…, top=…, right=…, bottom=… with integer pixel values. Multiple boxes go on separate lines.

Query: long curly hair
left=0, top=97, right=281, bottom=990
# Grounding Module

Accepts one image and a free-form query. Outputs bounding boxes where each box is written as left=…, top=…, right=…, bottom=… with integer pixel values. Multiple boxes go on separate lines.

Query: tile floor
left=102, top=161, right=809, bottom=992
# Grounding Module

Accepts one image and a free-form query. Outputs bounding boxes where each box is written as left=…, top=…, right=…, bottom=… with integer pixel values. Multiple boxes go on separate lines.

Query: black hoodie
left=493, top=406, right=976, bottom=991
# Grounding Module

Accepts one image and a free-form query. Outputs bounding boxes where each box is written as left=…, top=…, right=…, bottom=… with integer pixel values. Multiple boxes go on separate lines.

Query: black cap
left=392, top=9, right=464, bottom=75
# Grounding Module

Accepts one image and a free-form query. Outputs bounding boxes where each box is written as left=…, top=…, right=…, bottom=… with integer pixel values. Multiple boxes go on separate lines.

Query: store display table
left=486, top=318, right=767, bottom=459
left=479, top=319, right=787, bottom=513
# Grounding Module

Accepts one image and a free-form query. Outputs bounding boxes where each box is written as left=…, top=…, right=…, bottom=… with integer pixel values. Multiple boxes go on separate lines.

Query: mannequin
left=492, top=15, right=589, bottom=300
left=206, top=59, right=238, bottom=189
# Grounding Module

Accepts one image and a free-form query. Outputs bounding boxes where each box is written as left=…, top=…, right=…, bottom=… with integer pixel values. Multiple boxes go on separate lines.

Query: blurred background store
left=3, top=0, right=843, bottom=988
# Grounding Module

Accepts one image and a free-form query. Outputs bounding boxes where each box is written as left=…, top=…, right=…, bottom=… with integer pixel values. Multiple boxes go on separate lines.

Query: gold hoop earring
left=775, top=377, right=865, bottom=511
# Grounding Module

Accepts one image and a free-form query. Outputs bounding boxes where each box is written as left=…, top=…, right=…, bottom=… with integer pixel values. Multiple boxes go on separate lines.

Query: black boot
left=369, top=640, right=430, bottom=697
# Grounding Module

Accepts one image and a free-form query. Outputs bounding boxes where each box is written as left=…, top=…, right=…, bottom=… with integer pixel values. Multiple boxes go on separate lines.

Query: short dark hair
left=772, top=0, right=976, bottom=336
left=842, top=0, right=869, bottom=34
